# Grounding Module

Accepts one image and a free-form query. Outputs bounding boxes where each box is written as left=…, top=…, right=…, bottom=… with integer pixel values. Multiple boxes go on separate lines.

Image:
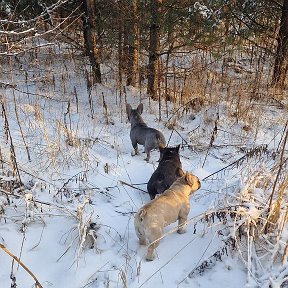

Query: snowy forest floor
left=0, top=47, right=287, bottom=288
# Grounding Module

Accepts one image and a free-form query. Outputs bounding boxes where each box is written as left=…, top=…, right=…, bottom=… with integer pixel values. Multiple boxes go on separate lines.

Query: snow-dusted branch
left=0, top=27, right=36, bottom=36
left=0, top=0, right=69, bottom=26
left=0, top=0, right=82, bottom=55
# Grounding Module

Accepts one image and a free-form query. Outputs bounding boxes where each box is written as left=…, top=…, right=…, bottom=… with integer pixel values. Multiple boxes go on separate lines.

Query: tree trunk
left=122, top=2, right=129, bottom=77
left=82, top=0, right=101, bottom=84
left=273, top=0, right=288, bottom=87
left=147, top=0, right=162, bottom=100
left=117, top=1, right=124, bottom=84
left=126, top=0, right=139, bottom=87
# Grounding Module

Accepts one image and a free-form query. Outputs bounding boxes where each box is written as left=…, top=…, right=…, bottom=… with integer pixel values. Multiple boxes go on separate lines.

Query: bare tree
left=273, top=0, right=288, bottom=86
left=126, top=0, right=139, bottom=87
left=117, top=1, right=125, bottom=89
left=82, top=0, right=102, bottom=84
left=147, top=0, right=162, bottom=100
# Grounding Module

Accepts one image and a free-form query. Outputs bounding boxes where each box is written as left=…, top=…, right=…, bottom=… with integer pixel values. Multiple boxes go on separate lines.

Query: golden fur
left=134, top=171, right=201, bottom=261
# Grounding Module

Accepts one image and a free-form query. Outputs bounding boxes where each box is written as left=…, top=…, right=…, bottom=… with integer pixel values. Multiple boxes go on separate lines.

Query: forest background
left=0, top=1, right=287, bottom=288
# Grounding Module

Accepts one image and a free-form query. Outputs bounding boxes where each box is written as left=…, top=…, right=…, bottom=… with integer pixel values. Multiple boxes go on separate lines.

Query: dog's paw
left=131, top=151, right=138, bottom=156
left=144, top=156, right=152, bottom=163
left=177, top=229, right=186, bottom=234
left=145, top=255, right=154, bottom=261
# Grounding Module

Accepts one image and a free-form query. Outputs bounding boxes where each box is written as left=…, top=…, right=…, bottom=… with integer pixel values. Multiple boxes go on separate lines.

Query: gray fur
left=126, top=103, right=166, bottom=161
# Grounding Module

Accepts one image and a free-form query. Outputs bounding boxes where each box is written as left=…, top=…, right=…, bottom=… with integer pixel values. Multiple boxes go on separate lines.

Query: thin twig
left=166, top=99, right=195, bottom=123
left=178, top=232, right=217, bottom=286
left=0, top=188, right=65, bottom=209
left=119, top=180, right=148, bottom=194
left=139, top=235, right=200, bottom=288
left=202, top=113, right=219, bottom=168
left=173, top=129, right=190, bottom=147
left=167, top=129, right=174, bottom=146
left=56, top=170, right=89, bottom=195
left=1, top=98, right=22, bottom=184
left=0, top=244, right=43, bottom=288
left=202, top=144, right=269, bottom=181
left=0, top=159, right=53, bottom=185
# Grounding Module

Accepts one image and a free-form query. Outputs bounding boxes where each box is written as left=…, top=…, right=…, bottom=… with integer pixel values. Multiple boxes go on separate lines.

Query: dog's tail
left=156, top=133, right=166, bottom=149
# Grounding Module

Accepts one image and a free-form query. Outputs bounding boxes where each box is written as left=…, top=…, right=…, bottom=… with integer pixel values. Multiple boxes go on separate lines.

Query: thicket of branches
left=1, top=0, right=288, bottom=97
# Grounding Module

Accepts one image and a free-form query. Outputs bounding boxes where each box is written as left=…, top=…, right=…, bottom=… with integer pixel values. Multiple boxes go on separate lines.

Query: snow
left=0, top=49, right=287, bottom=288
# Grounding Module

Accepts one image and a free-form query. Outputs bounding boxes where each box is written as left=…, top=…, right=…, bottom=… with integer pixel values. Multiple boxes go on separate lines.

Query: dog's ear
left=126, top=104, right=132, bottom=118
left=137, top=103, right=144, bottom=114
left=139, top=209, right=147, bottom=219
left=185, top=172, right=194, bottom=186
left=176, top=144, right=180, bottom=152
left=176, top=167, right=185, bottom=177
left=159, top=146, right=165, bottom=153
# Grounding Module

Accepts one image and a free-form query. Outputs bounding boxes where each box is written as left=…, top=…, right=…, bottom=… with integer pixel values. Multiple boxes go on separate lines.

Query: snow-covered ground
left=0, top=51, right=287, bottom=288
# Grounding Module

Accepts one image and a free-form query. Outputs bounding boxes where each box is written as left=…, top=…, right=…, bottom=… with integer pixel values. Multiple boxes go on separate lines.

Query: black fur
left=147, top=145, right=182, bottom=199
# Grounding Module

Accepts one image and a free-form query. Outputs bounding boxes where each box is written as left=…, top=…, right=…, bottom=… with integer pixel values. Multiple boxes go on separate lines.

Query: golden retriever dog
left=134, top=170, right=201, bottom=261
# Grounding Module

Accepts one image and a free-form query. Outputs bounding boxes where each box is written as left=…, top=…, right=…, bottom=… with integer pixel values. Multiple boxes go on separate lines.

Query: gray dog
left=147, top=145, right=182, bottom=199
left=126, top=103, right=166, bottom=161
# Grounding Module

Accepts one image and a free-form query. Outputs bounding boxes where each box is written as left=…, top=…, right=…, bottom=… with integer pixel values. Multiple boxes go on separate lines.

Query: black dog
left=147, top=145, right=182, bottom=200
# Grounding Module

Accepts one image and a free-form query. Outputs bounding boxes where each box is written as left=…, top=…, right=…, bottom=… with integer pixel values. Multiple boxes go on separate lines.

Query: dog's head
left=159, top=145, right=180, bottom=162
left=126, top=103, right=144, bottom=125
left=177, top=169, right=201, bottom=195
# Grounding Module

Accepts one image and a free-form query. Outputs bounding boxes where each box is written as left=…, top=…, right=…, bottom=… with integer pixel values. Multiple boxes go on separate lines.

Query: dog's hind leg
left=146, top=227, right=162, bottom=261
left=131, top=141, right=140, bottom=156
left=144, top=149, right=151, bottom=162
